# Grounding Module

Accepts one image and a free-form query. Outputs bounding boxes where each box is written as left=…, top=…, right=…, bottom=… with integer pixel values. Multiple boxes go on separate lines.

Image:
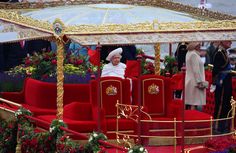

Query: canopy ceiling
left=0, top=3, right=236, bottom=44
left=23, top=4, right=197, bottom=25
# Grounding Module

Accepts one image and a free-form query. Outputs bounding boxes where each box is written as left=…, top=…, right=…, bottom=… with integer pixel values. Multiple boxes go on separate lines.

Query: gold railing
left=116, top=97, right=236, bottom=152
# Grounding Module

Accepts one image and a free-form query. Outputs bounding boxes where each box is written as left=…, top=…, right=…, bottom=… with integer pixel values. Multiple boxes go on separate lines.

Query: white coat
left=185, top=50, right=206, bottom=106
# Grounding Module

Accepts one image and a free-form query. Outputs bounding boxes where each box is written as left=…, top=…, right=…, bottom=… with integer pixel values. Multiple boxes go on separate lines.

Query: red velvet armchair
left=0, top=78, right=90, bottom=116
left=133, top=75, right=212, bottom=142
left=37, top=102, right=106, bottom=135
left=90, top=76, right=135, bottom=138
left=132, top=75, right=182, bottom=137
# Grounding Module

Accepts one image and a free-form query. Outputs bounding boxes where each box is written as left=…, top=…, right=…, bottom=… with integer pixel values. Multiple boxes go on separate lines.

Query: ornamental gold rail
left=116, top=97, right=236, bottom=152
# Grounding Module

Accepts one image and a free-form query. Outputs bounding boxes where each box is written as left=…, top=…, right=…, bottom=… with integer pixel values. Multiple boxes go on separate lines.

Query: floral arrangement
left=128, top=145, right=148, bottom=153
left=85, top=131, right=108, bottom=153
left=7, top=51, right=98, bottom=80
left=0, top=118, right=17, bottom=153
left=57, top=135, right=82, bottom=153
left=136, top=48, right=155, bottom=75
left=205, top=136, right=236, bottom=153
left=161, top=55, right=178, bottom=76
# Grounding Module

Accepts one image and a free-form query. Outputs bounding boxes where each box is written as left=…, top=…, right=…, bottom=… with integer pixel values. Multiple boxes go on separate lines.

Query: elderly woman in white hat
left=101, top=48, right=126, bottom=79
left=185, top=42, right=208, bottom=110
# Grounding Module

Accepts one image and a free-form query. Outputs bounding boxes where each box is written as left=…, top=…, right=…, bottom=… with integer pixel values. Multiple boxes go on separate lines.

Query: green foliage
left=7, top=51, right=98, bottom=80
left=128, top=145, right=148, bottom=153
left=161, top=55, right=178, bottom=76
left=85, top=132, right=108, bottom=153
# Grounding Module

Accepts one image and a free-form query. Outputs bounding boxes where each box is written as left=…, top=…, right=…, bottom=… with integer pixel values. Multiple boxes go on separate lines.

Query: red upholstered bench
left=37, top=102, right=107, bottom=135
left=0, top=78, right=90, bottom=116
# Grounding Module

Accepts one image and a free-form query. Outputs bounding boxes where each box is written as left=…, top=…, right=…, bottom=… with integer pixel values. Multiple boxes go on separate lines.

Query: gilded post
left=56, top=38, right=64, bottom=120
left=154, top=43, right=161, bottom=75
left=230, top=96, right=236, bottom=133
left=15, top=127, right=21, bottom=153
left=53, top=19, right=66, bottom=120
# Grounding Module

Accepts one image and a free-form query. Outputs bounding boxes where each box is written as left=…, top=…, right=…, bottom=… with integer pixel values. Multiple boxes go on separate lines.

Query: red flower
left=30, top=138, right=38, bottom=146
left=25, top=59, right=31, bottom=65
left=42, top=74, right=48, bottom=79
left=51, top=59, right=57, bottom=65
left=76, top=59, right=83, bottom=65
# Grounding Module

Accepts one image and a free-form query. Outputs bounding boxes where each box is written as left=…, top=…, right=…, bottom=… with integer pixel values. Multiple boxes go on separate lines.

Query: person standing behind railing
left=212, top=41, right=232, bottom=134
left=185, top=42, right=208, bottom=110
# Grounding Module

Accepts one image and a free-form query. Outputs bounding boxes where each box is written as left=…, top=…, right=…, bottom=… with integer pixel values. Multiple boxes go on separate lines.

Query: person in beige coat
left=185, top=42, right=208, bottom=110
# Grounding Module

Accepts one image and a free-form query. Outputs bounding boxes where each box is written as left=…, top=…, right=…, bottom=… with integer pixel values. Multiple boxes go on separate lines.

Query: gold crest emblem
left=106, top=85, right=117, bottom=96
left=148, top=83, right=159, bottom=95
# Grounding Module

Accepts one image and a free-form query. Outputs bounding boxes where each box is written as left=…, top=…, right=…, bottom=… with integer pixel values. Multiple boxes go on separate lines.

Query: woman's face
left=111, top=55, right=121, bottom=66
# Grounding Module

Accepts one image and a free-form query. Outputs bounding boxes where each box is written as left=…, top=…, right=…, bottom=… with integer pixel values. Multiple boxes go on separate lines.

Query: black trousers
left=214, top=75, right=232, bottom=132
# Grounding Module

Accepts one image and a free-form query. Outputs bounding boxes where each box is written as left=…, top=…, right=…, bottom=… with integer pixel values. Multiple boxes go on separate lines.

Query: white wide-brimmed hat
left=106, top=48, right=123, bottom=61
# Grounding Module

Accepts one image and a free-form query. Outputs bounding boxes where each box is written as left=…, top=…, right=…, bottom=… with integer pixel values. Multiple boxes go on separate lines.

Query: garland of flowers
left=1, top=108, right=148, bottom=153
left=84, top=131, right=108, bottom=153
left=0, top=118, right=17, bottom=153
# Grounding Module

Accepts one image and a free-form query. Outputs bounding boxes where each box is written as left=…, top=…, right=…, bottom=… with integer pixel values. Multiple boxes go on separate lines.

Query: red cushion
left=22, top=104, right=56, bottom=116
left=24, top=79, right=57, bottom=109
left=37, top=115, right=98, bottom=133
left=63, top=84, right=90, bottom=105
left=24, top=79, right=90, bottom=109
left=125, top=60, right=139, bottom=78
left=178, top=110, right=212, bottom=129
left=171, top=73, right=183, bottom=90
left=106, top=118, right=135, bottom=131
left=64, top=102, right=92, bottom=120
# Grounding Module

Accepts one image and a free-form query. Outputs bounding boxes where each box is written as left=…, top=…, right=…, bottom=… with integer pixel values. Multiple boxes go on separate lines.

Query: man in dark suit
left=212, top=41, right=232, bottom=134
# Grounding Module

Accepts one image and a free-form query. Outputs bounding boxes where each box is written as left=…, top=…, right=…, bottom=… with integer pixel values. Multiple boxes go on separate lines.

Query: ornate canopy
left=0, top=2, right=236, bottom=44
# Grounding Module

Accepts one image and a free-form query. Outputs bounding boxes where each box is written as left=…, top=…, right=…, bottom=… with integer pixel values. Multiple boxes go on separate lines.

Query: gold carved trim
left=142, top=78, right=165, bottom=116
left=1, top=0, right=235, bottom=21
left=100, top=79, right=122, bottom=118
left=0, top=10, right=53, bottom=34
left=65, top=20, right=236, bottom=34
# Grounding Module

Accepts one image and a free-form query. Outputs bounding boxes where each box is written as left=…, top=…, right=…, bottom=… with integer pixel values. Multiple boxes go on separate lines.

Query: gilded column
left=56, top=38, right=64, bottom=120
left=154, top=43, right=161, bottom=75
left=53, top=19, right=66, bottom=120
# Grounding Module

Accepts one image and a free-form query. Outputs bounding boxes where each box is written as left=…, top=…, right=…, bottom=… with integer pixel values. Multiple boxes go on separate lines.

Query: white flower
left=139, top=147, right=144, bottom=152
left=49, top=126, right=55, bottom=133
left=88, top=136, right=93, bottom=142
left=93, top=133, right=98, bottom=137
left=128, top=149, right=133, bottom=153
left=59, top=120, right=63, bottom=123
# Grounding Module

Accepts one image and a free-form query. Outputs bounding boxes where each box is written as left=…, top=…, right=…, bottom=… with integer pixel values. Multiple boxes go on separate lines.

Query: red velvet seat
left=134, top=75, right=182, bottom=135
left=0, top=78, right=90, bottom=116
left=133, top=75, right=212, bottom=144
left=37, top=102, right=106, bottom=134
left=90, top=76, right=135, bottom=138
